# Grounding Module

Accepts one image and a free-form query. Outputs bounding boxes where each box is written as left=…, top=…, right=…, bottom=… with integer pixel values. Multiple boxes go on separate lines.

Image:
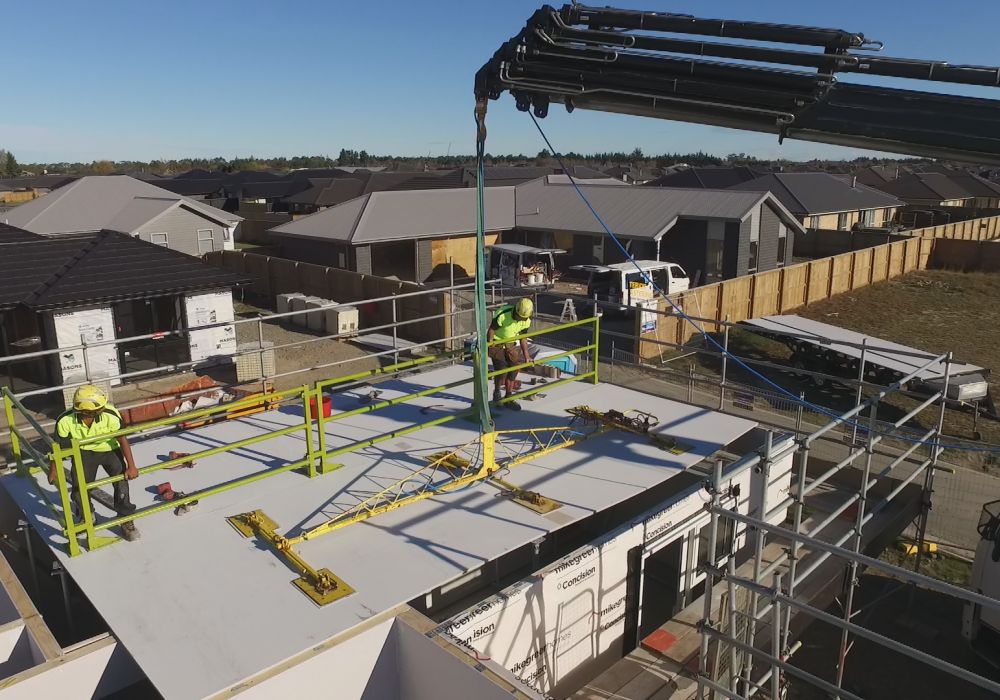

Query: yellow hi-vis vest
left=55, top=406, right=123, bottom=452
left=492, top=305, right=531, bottom=343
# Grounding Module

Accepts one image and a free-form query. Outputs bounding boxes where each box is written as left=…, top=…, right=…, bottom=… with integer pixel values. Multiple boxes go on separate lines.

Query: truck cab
left=571, top=261, right=690, bottom=313
left=488, top=244, right=565, bottom=289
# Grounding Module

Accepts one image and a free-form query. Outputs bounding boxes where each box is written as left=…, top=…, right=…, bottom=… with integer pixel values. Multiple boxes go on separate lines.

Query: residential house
left=0, top=224, right=249, bottom=393
left=269, top=188, right=514, bottom=282
left=871, top=172, right=975, bottom=207
left=643, top=166, right=769, bottom=189
left=849, top=166, right=899, bottom=188
left=932, top=172, right=1000, bottom=208
left=512, top=177, right=804, bottom=285
left=2, top=176, right=242, bottom=256
left=728, top=173, right=903, bottom=230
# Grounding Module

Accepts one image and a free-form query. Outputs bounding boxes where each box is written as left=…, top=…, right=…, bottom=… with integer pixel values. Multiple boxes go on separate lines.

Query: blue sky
left=4, top=0, right=998, bottom=163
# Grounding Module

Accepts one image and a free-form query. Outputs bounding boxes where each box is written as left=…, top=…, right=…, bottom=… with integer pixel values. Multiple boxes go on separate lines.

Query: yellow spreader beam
left=228, top=406, right=687, bottom=607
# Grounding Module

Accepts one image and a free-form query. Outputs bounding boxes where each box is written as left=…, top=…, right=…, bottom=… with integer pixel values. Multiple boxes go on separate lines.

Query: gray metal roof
left=515, top=177, right=804, bottom=239
left=728, top=173, right=903, bottom=217
left=270, top=187, right=515, bottom=244
left=3, top=176, right=241, bottom=234
left=869, top=172, right=974, bottom=203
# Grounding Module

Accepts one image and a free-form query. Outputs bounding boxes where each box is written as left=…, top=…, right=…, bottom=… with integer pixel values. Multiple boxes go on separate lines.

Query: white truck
left=964, top=500, right=1000, bottom=666
left=487, top=244, right=564, bottom=290
left=571, top=260, right=690, bottom=314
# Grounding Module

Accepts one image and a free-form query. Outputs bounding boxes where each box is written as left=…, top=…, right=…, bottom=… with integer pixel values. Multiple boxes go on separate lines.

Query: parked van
left=572, top=261, right=690, bottom=313
left=488, top=244, right=565, bottom=289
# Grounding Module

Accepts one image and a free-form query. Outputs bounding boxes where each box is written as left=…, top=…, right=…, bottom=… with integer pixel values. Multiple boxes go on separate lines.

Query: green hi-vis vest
left=493, top=305, right=531, bottom=343
left=55, top=406, right=123, bottom=452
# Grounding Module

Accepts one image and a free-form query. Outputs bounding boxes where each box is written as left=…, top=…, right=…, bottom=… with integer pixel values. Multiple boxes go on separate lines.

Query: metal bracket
left=229, top=510, right=355, bottom=607
left=491, top=477, right=563, bottom=514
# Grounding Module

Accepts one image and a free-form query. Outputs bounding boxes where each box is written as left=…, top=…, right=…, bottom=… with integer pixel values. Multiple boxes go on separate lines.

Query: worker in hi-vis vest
left=49, top=385, right=141, bottom=542
left=486, top=297, right=534, bottom=410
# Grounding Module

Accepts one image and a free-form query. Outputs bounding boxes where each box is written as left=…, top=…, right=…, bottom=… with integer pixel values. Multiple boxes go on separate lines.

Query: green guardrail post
left=592, top=314, right=600, bottom=385
left=3, top=392, right=24, bottom=476
left=51, top=443, right=81, bottom=557
left=71, top=443, right=98, bottom=551
left=303, top=388, right=318, bottom=478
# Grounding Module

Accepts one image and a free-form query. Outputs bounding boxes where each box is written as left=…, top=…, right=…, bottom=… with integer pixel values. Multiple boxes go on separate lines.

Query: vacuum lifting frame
left=229, top=406, right=691, bottom=607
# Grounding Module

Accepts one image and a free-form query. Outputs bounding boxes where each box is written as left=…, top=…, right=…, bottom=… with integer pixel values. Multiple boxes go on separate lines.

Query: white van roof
left=487, top=244, right=565, bottom=255
left=570, top=260, right=678, bottom=274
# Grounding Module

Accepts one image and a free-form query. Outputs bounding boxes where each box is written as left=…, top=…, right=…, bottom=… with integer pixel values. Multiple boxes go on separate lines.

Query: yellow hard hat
left=515, top=297, right=534, bottom=319
left=73, top=385, right=108, bottom=412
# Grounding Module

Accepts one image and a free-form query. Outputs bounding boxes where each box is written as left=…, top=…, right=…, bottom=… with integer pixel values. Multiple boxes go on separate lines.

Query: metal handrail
left=10, top=317, right=600, bottom=557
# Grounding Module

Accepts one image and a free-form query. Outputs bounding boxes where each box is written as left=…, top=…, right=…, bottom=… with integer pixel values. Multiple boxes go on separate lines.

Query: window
left=748, top=241, right=759, bottom=274
left=777, top=236, right=787, bottom=268
left=696, top=518, right=735, bottom=569
left=669, top=265, right=687, bottom=279
left=338, top=252, right=347, bottom=269
left=223, top=228, right=232, bottom=241
left=861, top=209, right=876, bottom=226
left=837, top=212, right=849, bottom=230
left=197, top=229, right=215, bottom=254
left=150, top=232, right=168, bottom=247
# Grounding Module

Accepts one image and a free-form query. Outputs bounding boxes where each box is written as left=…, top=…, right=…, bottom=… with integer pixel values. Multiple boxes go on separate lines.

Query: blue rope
left=527, top=112, right=1000, bottom=455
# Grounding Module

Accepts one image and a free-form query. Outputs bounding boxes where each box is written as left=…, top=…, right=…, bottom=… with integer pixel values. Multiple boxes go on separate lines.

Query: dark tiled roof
left=236, top=181, right=306, bottom=200
left=172, top=169, right=227, bottom=180
left=643, top=166, right=767, bottom=189
left=873, top=173, right=975, bottom=202
left=849, top=167, right=897, bottom=187
left=939, top=172, right=1000, bottom=198
left=0, top=230, right=249, bottom=311
left=281, top=171, right=468, bottom=207
left=729, top=173, right=903, bottom=216
left=0, top=223, right=46, bottom=244
left=155, top=179, right=227, bottom=196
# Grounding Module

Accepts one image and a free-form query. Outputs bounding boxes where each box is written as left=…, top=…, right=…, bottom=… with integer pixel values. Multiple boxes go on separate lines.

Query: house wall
left=439, top=441, right=794, bottom=697
left=758, top=203, right=781, bottom=272
left=428, top=233, right=499, bottom=282
left=276, top=237, right=352, bottom=270
left=659, top=219, right=707, bottom=285
left=738, top=217, right=752, bottom=276
left=137, top=207, right=231, bottom=256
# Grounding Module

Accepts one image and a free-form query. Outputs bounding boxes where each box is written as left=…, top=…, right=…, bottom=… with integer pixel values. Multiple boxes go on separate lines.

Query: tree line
left=6, top=148, right=928, bottom=178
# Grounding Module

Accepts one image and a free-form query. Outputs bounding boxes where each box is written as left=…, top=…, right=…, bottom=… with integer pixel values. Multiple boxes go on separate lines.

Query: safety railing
left=5, top=315, right=599, bottom=557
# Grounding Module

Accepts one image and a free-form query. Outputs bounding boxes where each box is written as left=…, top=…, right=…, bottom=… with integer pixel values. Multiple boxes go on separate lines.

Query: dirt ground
left=657, top=270, right=1000, bottom=474
left=787, top=570, right=998, bottom=700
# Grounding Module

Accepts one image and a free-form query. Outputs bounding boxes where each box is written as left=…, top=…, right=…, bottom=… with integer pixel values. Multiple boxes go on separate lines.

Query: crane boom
left=475, top=4, right=1000, bottom=164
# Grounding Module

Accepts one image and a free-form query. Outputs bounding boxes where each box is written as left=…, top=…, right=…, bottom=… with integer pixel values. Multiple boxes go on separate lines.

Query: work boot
left=121, top=521, right=140, bottom=542
left=505, top=393, right=522, bottom=411
left=493, top=389, right=502, bottom=403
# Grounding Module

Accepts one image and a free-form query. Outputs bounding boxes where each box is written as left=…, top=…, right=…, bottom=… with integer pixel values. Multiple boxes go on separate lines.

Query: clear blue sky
left=4, top=0, right=998, bottom=163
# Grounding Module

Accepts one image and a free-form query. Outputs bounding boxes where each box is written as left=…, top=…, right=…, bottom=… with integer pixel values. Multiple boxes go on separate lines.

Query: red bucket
left=309, top=395, right=333, bottom=418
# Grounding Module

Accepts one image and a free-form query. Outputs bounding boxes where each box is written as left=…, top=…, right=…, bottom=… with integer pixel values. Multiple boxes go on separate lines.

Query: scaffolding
left=692, top=345, right=1000, bottom=699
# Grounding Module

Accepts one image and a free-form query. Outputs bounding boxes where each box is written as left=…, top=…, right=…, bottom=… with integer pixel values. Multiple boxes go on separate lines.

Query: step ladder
left=559, top=298, right=578, bottom=323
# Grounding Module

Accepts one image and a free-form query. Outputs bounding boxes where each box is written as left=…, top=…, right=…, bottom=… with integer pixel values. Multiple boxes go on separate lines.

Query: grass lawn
left=795, top=269, right=1000, bottom=470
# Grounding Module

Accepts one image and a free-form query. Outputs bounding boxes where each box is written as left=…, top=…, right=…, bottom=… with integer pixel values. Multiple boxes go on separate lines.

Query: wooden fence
left=929, top=238, right=1000, bottom=272
left=905, top=214, right=1000, bottom=241
left=205, top=251, right=448, bottom=343
left=638, top=236, right=934, bottom=359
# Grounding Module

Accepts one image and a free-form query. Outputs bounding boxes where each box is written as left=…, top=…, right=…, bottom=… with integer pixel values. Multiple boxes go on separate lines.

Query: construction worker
left=48, top=385, right=140, bottom=542
left=486, top=297, right=533, bottom=410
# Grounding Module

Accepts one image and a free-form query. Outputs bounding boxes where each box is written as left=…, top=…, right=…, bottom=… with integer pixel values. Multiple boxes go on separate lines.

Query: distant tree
left=5, top=152, right=19, bottom=177
left=537, top=149, right=551, bottom=159
left=630, top=147, right=644, bottom=160
left=92, top=160, right=115, bottom=174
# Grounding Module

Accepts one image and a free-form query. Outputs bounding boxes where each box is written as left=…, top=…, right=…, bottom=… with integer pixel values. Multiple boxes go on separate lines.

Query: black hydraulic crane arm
left=475, top=4, right=1000, bottom=164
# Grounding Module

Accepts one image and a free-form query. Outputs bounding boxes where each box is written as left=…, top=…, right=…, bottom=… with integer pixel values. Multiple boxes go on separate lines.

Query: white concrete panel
left=238, top=619, right=395, bottom=700
left=4, top=365, right=756, bottom=700
left=185, top=291, right=236, bottom=363
left=397, top=622, right=516, bottom=700
left=0, top=624, right=26, bottom=668
left=0, top=638, right=116, bottom=700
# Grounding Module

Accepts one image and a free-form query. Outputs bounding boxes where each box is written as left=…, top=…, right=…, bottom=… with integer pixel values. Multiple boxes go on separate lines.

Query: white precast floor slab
left=742, top=314, right=981, bottom=379
left=3, top=365, right=755, bottom=700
